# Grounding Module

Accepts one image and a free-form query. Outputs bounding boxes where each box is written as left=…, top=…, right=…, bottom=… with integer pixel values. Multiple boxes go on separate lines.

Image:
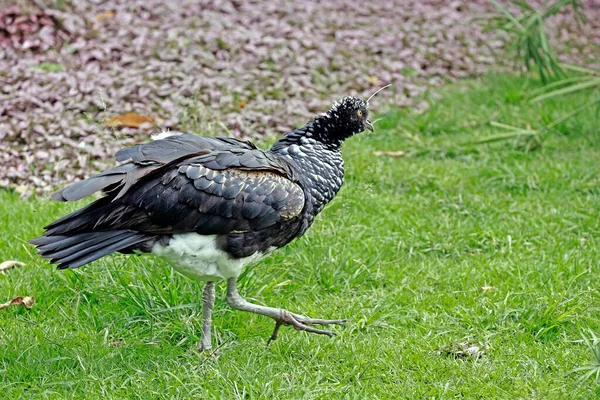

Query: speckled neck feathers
left=271, top=98, right=364, bottom=152
left=271, top=113, right=347, bottom=215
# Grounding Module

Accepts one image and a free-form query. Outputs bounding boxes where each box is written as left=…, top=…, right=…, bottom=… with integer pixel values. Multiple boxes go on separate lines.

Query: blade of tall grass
left=544, top=97, right=600, bottom=130
left=561, top=64, right=600, bottom=75
left=470, top=122, right=538, bottom=145
left=530, top=76, right=593, bottom=96
left=488, top=0, right=586, bottom=83
left=531, top=79, right=600, bottom=102
left=489, top=0, right=526, bottom=30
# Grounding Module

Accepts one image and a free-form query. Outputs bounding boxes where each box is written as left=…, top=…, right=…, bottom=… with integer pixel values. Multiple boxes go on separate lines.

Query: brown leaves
left=0, top=296, right=35, bottom=310
left=105, top=113, right=155, bottom=129
left=0, top=260, right=25, bottom=273
left=1, top=261, right=34, bottom=311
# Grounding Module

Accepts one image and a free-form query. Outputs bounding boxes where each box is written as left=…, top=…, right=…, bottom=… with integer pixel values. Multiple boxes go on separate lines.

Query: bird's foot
left=267, top=310, right=346, bottom=344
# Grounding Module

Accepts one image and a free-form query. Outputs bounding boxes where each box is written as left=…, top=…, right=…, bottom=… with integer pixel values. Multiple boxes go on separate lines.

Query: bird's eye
left=357, top=110, right=363, bottom=118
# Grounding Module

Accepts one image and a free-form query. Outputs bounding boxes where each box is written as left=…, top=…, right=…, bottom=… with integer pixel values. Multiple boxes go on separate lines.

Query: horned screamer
left=31, top=89, right=389, bottom=352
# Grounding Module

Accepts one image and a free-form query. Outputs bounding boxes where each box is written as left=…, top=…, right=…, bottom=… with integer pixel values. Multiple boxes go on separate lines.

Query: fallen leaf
left=13, top=184, right=32, bottom=200
left=95, top=10, right=116, bottom=23
left=374, top=151, right=406, bottom=158
left=0, top=296, right=35, bottom=310
left=367, top=75, right=382, bottom=86
left=0, top=261, right=25, bottom=273
left=105, top=113, right=155, bottom=129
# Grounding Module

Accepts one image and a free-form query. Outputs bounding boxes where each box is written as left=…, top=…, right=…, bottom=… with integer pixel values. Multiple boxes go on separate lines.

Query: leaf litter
left=1, top=0, right=598, bottom=196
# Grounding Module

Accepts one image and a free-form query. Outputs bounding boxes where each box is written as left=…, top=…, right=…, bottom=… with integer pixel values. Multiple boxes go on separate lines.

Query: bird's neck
left=271, top=113, right=347, bottom=152
left=271, top=118, right=345, bottom=215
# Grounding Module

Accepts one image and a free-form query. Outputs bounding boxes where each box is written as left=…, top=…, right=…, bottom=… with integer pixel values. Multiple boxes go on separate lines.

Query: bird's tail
left=29, top=230, right=151, bottom=270
left=30, top=195, right=156, bottom=269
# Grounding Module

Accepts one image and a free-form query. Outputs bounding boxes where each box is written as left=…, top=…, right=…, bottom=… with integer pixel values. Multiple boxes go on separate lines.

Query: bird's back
left=31, top=133, right=308, bottom=272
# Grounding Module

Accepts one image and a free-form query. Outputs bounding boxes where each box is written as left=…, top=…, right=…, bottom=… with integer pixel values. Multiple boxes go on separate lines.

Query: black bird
left=30, top=95, right=377, bottom=351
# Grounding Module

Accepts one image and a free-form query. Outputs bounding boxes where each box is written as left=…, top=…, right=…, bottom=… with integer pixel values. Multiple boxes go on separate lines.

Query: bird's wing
left=52, top=134, right=256, bottom=202
left=45, top=147, right=305, bottom=236
left=113, top=134, right=256, bottom=164
left=123, top=152, right=305, bottom=233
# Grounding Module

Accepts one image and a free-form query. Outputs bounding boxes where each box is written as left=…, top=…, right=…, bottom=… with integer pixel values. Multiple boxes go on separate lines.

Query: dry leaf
left=367, top=75, right=383, bottom=86
left=95, top=10, right=116, bottom=23
left=0, top=261, right=25, bottom=273
left=374, top=151, right=406, bottom=158
left=436, top=341, right=489, bottom=359
left=0, top=296, right=35, bottom=310
left=105, top=113, right=155, bottom=129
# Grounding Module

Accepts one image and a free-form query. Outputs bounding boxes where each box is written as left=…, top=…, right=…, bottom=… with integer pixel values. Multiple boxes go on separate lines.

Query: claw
left=226, top=277, right=346, bottom=345
left=266, top=310, right=346, bottom=343
left=267, top=320, right=284, bottom=345
left=197, top=342, right=220, bottom=359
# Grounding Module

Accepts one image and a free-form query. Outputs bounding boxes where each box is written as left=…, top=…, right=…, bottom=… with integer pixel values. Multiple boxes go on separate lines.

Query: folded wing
left=52, top=134, right=257, bottom=202
left=43, top=135, right=305, bottom=237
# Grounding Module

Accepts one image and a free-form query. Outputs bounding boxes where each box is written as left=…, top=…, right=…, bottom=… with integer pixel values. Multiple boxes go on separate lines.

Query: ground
left=1, top=74, right=599, bottom=398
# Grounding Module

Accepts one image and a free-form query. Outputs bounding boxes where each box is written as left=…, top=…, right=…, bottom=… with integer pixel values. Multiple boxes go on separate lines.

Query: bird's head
left=314, top=85, right=391, bottom=145
left=325, top=96, right=373, bottom=139
left=273, top=85, right=391, bottom=151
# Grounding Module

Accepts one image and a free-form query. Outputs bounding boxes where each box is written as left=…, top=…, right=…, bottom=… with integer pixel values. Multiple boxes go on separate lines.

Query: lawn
left=1, top=74, right=599, bottom=398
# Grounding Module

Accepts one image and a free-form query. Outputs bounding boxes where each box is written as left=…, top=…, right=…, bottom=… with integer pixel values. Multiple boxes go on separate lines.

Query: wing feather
left=116, top=156, right=304, bottom=234
left=45, top=135, right=304, bottom=237
left=52, top=134, right=256, bottom=202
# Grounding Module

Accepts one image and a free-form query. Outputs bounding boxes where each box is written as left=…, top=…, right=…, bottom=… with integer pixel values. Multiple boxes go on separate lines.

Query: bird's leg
left=225, top=278, right=345, bottom=343
left=198, top=280, right=216, bottom=353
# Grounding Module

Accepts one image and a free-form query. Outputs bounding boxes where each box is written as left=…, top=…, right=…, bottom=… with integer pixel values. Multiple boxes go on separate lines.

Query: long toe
left=280, top=311, right=339, bottom=337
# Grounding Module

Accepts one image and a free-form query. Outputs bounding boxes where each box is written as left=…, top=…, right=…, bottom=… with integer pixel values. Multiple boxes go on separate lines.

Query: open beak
left=365, top=119, right=374, bottom=133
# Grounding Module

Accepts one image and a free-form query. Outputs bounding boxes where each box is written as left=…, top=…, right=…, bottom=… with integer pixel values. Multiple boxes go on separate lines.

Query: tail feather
left=31, top=231, right=101, bottom=252
left=39, top=231, right=133, bottom=261
left=29, top=230, right=152, bottom=270
left=43, top=198, right=113, bottom=235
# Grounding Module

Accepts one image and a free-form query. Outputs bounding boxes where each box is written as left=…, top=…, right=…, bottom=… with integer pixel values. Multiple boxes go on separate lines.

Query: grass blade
left=531, top=79, right=600, bottom=102
left=489, top=0, right=526, bottom=30
left=544, top=97, right=600, bottom=130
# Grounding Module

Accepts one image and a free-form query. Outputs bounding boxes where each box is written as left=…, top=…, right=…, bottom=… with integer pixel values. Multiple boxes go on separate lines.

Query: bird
left=30, top=91, right=385, bottom=352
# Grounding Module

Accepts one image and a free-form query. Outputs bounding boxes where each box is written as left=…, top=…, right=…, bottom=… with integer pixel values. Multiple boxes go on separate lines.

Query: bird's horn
left=366, top=84, right=393, bottom=105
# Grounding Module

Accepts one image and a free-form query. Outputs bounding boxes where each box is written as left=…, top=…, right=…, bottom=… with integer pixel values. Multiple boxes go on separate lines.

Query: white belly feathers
left=151, top=233, right=265, bottom=281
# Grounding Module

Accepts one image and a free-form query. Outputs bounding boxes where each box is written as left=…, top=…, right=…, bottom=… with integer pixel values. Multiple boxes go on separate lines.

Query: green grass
left=2, top=74, right=600, bottom=398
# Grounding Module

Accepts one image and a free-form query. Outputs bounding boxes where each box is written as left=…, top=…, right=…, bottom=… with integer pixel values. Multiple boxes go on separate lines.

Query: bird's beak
left=365, top=119, right=374, bottom=133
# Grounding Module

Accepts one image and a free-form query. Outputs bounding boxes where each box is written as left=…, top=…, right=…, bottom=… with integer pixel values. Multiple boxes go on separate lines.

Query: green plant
left=488, top=0, right=586, bottom=83
left=570, top=330, right=600, bottom=385
left=530, top=64, right=600, bottom=114
left=476, top=2, right=598, bottom=149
